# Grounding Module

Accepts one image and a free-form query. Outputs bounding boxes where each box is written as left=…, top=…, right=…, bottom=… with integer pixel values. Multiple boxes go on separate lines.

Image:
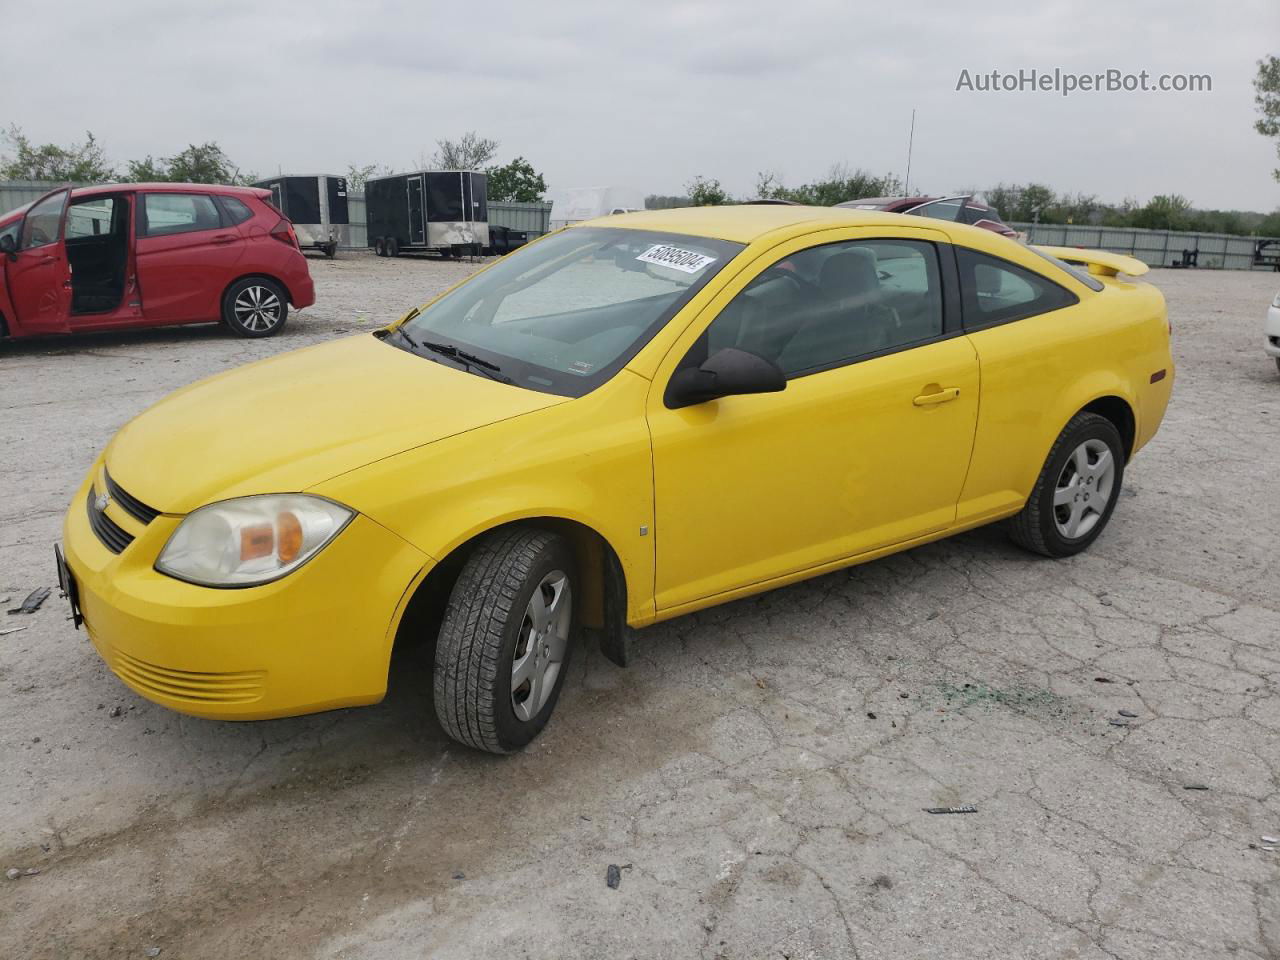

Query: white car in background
left=1268, top=291, right=1280, bottom=374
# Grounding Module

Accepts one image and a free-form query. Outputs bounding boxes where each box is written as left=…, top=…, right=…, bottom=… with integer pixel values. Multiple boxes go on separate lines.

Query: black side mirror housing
left=665, top=347, right=787, bottom=409
left=0, top=233, right=15, bottom=259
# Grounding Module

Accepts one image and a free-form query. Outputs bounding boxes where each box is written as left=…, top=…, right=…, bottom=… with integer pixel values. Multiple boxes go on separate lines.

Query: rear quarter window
left=957, top=247, right=1079, bottom=328
left=217, top=196, right=254, bottom=225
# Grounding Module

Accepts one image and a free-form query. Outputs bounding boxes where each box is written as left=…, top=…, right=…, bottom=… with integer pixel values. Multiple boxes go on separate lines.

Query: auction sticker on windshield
left=636, top=244, right=717, bottom=274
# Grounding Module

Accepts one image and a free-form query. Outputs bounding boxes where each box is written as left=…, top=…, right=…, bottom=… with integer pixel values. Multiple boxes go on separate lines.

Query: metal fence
left=0, top=180, right=86, bottom=216
left=1014, top=222, right=1279, bottom=271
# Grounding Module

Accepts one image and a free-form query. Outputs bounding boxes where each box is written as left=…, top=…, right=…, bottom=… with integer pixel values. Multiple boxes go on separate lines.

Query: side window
left=907, top=199, right=964, bottom=222
left=142, top=193, right=222, bottom=237
left=66, top=198, right=117, bottom=239
left=957, top=248, right=1078, bottom=327
left=20, top=191, right=68, bottom=249
left=217, top=196, right=254, bottom=225
left=689, top=239, right=944, bottom=379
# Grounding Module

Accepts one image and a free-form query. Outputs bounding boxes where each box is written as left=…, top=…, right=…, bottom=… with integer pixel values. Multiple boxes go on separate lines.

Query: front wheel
left=1008, top=412, right=1125, bottom=558
left=222, top=277, right=288, bottom=338
left=433, top=528, right=576, bottom=754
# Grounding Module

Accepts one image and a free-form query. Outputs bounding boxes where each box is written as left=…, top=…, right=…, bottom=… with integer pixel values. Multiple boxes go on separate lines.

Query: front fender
left=310, top=370, right=657, bottom=626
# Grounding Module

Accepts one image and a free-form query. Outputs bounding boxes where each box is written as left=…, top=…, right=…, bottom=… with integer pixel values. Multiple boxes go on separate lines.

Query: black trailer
left=365, top=170, right=488, bottom=258
left=254, top=175, right=350, bottom=258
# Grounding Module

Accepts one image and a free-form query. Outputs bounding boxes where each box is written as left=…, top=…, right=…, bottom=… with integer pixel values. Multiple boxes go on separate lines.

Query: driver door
left=3, top=187, right=73, bottom=335
left=646, top=226, right=979, bottom=614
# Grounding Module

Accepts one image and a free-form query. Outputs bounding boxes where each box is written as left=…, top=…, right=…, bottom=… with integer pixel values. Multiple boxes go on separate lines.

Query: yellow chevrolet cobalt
left=58, top=206, right=1173, bottom=753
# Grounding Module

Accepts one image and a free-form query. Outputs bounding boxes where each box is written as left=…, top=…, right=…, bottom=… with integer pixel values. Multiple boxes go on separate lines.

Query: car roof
left=574, top=204, right=938, bottom=243
left=68, top=182, right=270, bottom=199
left=0, top=182, right=270, bottom=225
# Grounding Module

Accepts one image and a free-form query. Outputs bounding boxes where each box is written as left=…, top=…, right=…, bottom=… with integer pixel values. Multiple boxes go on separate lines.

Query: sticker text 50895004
left=636, top=244, right=718, bottom=274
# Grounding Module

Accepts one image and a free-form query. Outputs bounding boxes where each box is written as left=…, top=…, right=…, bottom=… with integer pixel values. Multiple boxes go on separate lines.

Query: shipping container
left=254, top=175, right=350, bottom=257
left=365, top=170, right=488, bottom=257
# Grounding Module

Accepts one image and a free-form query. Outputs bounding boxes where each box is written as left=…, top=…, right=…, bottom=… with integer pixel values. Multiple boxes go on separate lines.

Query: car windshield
left=392, top=227, right=742, bottom=396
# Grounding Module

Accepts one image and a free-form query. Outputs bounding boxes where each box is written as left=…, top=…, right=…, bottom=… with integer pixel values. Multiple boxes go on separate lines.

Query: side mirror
left=665, top=347, right=786, bottom=409
left=0, top=233, right=15, bottom=259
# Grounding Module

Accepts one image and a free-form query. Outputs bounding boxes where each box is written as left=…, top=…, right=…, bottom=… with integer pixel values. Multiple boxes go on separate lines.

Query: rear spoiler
left=1033, top=245, right=1149, bottom=278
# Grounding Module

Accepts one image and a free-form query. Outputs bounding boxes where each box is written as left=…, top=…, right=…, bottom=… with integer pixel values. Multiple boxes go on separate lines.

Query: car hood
left=105, top=334, right=566, bottom=514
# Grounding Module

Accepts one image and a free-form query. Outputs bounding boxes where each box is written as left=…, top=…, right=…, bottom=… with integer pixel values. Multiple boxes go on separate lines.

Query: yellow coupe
left=59, top=206, right=1173, bottom=753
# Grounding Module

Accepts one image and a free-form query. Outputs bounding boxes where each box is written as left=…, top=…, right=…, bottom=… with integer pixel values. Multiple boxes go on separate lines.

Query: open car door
left=2, top=186, right=73, bottom=335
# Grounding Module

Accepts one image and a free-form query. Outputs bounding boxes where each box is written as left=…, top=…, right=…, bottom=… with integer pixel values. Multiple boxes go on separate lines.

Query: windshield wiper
left=421, top=340, right=502, bottom=372
left=419, top=340, right=511, bottom=383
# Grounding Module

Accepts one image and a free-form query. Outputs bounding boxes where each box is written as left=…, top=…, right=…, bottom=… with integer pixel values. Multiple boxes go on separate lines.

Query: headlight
left=156, top=494, right=353, bottom=587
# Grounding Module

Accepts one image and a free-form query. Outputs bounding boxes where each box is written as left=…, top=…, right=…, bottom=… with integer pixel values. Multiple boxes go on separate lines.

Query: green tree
left=484, top=156, right=547, bottom=202
left=0, top=125, right=114, bottom=182
left=1253, top=55, right=1280, bottom=182
left=427, top=132, right=499, bottom=170
left=164, top=142, right=236, bottom=183
left=686, top=175, right=730, bottom=206
left=644, top=194, right=690, bottom=209
left=124, top=155, right=168, bottom=182
left=345, top=162, right=393, bottom=191
left=121, top=142, right=253, bottom=185
left=1133, top=194, right=1194, bottom=231
left=756, top=166, right=903, bottom=206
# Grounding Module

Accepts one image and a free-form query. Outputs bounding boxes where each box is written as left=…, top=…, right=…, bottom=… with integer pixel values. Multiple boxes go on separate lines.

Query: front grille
left=86, top=492, right=134, bottom=554
left=104, top=469, right=160, bottom=525
left=111, top=648, right=266, bottom=705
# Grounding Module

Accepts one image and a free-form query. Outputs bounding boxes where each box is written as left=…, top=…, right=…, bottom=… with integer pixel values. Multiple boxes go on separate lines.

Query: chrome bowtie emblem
left=95, top=492, right=111, bottom=513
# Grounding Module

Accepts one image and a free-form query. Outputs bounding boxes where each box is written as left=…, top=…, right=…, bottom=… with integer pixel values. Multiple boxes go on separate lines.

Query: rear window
left=1024, top=245, right=1105, bottom=292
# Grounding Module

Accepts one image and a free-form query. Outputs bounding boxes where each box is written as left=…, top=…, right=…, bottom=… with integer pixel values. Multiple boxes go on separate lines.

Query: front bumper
left=62, top=464, right=429, bottom=720
left=1265, top=305, right=1280, bottom=357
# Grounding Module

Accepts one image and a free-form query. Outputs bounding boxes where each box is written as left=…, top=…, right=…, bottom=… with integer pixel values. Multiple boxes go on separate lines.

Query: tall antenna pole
left=904, top=108, right=916, bottom=196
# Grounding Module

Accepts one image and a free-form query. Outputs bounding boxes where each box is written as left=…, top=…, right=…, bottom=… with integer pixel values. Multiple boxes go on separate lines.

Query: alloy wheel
left=1053, top=439, right=1116, bottom=539
left=510, top=570, right=571, bottom=722
left=233, top=285, right=283, bottom=333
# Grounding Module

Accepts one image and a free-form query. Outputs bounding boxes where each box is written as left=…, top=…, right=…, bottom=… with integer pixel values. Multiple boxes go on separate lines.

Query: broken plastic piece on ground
left=1183, top=784, right=1209, bottom=790
left=1108, top=718, right=1130, bottom=727
left=0, top=626, right=29, bottom=637
left=1262, top=835, right=1280, bottom=845
left=606, top=864, right=622, bottom=889
left=924, top=805, right=978, bottom=815
left=7, top=587, right=51, bottom=615
left=1118, top=709, right=1138, bottom=718
left=1094, top=677, right=1114, bottom=683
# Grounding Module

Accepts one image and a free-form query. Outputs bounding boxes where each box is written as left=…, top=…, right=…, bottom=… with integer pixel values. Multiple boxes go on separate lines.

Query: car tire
left=387, top=237, right=400, bottom=258
left=374, top=238, right=386, bottom=257
left=324, top=242, right=337, bottom=259
left=433, top=527, right=576, bottom=754
left=221, top=277, right=289, bottom=338
left=1008, top=412, right=1125, bottom=558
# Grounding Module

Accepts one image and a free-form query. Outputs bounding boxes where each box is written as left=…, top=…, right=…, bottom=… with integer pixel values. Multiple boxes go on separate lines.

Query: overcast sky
left=5, top=0, right=1278, bottom=210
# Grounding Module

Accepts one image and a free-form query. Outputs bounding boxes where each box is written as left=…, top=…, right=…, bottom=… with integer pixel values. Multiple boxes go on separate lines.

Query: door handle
left=913, top=387, right=961, bottom=406
left=211, top=234, right=237, bottom=244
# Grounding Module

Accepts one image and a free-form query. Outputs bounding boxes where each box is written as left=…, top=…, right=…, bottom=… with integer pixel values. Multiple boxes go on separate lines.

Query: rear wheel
left=387, top=237, right=400, bottom=258
left=433, top=528, right=575, bottom=754
left=222, top=277, right=288, bottom=338
left=324, top=242, right=337, bottom=259
left=1008, top=412, right=1125, bottom=558
left=374, top=237, right=386, bottom=257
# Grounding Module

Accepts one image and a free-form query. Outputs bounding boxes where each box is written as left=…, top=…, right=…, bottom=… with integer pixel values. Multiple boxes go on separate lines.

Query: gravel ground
left=1, top=254, right=1278, bottom=959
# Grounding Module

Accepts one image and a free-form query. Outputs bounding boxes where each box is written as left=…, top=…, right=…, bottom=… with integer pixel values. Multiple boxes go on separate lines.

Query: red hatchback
left=0, top=183, right=315, bottom=339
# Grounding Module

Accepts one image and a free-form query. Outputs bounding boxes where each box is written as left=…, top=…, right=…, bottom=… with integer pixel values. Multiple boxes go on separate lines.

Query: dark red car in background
left=835, top=195, right=1019, bottom=238
left=0, top=183, right=315, bottom=340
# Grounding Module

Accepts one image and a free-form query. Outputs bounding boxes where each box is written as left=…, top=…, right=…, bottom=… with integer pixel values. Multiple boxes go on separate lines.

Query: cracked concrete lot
left=1, top=255, right=1278, bottom=959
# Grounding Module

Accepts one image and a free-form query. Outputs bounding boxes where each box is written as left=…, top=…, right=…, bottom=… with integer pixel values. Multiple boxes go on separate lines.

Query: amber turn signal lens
left=240, top=523, right=274, bottom=561
left=277, top=511, right=303, bottom=565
